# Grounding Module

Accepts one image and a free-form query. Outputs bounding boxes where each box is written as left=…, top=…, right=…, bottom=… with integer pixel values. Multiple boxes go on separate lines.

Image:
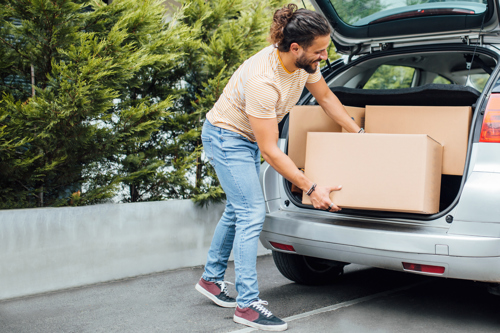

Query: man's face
left=295, top=35, right=330, bottom=74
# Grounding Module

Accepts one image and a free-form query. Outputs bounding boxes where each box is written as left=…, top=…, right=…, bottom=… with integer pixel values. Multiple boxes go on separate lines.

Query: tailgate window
left=330, top=0, right=487, bottom=27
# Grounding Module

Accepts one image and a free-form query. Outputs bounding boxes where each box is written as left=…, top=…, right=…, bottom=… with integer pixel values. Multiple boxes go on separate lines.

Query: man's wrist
left=306, top=183, right=317, bottom=196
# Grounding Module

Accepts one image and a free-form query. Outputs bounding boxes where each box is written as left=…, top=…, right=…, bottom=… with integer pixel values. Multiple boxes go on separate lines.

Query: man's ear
left=289, top=42, right=301, bottom=55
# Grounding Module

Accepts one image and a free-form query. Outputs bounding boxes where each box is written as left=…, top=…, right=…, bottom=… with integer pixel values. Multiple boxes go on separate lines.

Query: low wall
left=0, top=200, right=271, bottom=300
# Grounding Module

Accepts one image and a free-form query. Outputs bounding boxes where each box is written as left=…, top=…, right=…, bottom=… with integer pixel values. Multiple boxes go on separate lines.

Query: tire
left=272, top=250, right=347, bottom=285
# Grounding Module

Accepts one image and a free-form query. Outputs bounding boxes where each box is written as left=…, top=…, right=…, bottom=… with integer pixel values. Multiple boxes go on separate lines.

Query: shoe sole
left=233, top=315, right=288, bottom=331
left=195, top=283, right=237, bottom=308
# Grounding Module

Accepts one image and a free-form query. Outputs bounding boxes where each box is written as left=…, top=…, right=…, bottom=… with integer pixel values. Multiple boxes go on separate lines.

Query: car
left=259, top=0, right=500, bottom=293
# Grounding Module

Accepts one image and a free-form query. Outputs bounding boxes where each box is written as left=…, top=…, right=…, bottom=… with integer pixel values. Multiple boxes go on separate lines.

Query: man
left=195, top=4, right=362, bottom=331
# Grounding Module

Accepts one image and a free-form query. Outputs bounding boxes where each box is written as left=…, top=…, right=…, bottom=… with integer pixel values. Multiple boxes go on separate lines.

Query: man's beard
left=295, top=54, right=319, bottom=74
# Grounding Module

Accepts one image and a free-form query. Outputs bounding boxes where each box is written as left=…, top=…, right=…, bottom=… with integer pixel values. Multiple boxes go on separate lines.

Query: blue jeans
left=201, top=119, right=266, bottom=308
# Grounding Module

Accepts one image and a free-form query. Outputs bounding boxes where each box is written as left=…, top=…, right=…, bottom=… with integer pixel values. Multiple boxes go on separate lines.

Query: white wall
left=0, top=200, right=271, bottom=300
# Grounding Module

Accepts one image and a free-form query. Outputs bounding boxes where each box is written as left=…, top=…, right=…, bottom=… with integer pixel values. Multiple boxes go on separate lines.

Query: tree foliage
left=167, top=0, right=288, bottom=206
left=0, top=0, right=183, bottom=208
left=363, top=65, right=415, bottom=90
left=0, top=0, right=290, bottom=209
left=330, top=0, right=384, bottom=25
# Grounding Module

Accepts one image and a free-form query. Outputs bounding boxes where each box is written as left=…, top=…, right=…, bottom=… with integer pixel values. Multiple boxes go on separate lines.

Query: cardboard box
left=365, top=106, right=472, bottom=175
left=342, top=106, right=365, bottom=133
left=302, top=133, right=443, bottom=214
left=288, top=105, right=365, bottom=168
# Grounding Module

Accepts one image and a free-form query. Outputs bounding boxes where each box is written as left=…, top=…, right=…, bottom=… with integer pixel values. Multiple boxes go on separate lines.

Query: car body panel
left=454, top=171, right=500, bottom=223
left=261, top=228, right=500, bottom=282
left=468, top=142, right=500, bottom=173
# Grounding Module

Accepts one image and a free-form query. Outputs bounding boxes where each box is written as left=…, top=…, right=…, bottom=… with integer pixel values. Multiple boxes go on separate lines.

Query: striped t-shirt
left=206, top=45, right=322, bottom=142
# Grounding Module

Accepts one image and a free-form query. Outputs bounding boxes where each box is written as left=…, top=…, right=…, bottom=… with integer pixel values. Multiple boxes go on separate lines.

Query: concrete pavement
left=1, top=254, right=500, bottom=332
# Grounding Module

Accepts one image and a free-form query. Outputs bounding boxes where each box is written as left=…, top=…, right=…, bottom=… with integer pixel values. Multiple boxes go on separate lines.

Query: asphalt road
left=1, top=254, right=500, bottom=332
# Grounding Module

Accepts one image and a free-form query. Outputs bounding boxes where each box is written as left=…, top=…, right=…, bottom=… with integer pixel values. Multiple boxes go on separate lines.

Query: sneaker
left=233, top=299, right=287, bottom=331
left=195, top=278, right=237, bottom=308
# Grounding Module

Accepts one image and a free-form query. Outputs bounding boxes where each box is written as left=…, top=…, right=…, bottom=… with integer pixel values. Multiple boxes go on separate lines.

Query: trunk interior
left=331, top=84, right=477, bottom=213
left=284, top=48, right=499, bottom=217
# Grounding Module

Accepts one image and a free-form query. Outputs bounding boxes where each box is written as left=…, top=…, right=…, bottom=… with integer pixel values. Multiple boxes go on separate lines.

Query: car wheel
left=272, top=250, right=347, bottom=285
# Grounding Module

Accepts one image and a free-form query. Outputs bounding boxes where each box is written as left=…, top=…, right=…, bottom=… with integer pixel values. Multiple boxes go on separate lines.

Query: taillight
left=269, top=241, right=295, bottom=252
left=480, top=94, right=500, bottom=143
left=402, top=262, right=445, bottom=274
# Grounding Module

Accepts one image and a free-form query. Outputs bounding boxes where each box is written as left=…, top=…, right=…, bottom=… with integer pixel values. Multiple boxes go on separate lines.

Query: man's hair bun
left=269, top=4, right=331, bottom=52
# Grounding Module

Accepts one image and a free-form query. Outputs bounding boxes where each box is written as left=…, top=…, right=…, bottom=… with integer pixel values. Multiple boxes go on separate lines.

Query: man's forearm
left=261, top=146, right=313, bottom=192
left=318, top=94, right=361, bottom=133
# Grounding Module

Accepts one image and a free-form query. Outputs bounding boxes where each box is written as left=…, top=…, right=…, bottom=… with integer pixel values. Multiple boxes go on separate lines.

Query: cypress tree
left=170, top=0, right=287, bottom=206
left=85, top=0, right=193, bottom=203
left=0, top=0, right=309, bottom=208
left=0, top=0, right=183, bottom=207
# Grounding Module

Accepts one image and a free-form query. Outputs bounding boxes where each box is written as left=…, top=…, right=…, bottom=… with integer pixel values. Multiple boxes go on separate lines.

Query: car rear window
left=363, top=65, right=415, bottom=89
left=468, top=73, right=489, bottom=92
left=433, top=75, right=452, bottom=85
left=330, top=0, right=488, bottom=27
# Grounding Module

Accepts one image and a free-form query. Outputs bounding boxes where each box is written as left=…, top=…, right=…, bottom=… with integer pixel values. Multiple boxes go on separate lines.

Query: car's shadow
left=256, top=259, right=500, bottom=331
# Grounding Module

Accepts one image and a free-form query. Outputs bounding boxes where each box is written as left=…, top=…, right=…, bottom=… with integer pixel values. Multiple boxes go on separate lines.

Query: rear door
left=310, top=0, right=500, bottom=55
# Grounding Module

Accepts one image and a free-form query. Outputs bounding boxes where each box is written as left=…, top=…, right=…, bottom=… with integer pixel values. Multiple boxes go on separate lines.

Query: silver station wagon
left=259, top=0, right=500, bottom=293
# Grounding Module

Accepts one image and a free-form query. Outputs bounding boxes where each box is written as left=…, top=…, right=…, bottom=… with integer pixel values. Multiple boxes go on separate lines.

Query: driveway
left=1, top=255, right=499, bottom=332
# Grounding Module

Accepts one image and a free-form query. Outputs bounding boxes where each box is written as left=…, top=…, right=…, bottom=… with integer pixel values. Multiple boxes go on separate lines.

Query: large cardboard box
left=302, top=133, right=443, bottom=214
left=365, top=105, right=472, bottom=175
left=288, top=105, right=365, bottom=169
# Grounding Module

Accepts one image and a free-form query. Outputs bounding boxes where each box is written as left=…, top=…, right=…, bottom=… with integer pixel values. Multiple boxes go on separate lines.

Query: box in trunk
left=365, top=105, right=472, bottom=175
left=288, top=105, right=365, bottom=169
left=342, top=106, right=365, bottom=133
left=302, top=133, right=443, bottom=214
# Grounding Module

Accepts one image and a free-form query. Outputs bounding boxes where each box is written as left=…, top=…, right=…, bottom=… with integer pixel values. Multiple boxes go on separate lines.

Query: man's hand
left=309, top=185, right=342, bottom=212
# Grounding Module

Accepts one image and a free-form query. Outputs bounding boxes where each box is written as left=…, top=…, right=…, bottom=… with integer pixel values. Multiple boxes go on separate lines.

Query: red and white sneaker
left=195, top=278, right=237, bottom=308
left=233, top=299, right=287, bottom=331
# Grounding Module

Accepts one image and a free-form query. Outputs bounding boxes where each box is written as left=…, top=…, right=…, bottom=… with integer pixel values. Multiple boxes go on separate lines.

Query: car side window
left=468, top=74, right=489, bottom=92
left=433, top=75, right=452, bottom=84
left=363, top=65, right=415, bottom=89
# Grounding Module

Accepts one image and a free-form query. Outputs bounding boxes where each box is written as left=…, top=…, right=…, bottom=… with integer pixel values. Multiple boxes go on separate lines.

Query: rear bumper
left=260, top=209, right=500, bottom=283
